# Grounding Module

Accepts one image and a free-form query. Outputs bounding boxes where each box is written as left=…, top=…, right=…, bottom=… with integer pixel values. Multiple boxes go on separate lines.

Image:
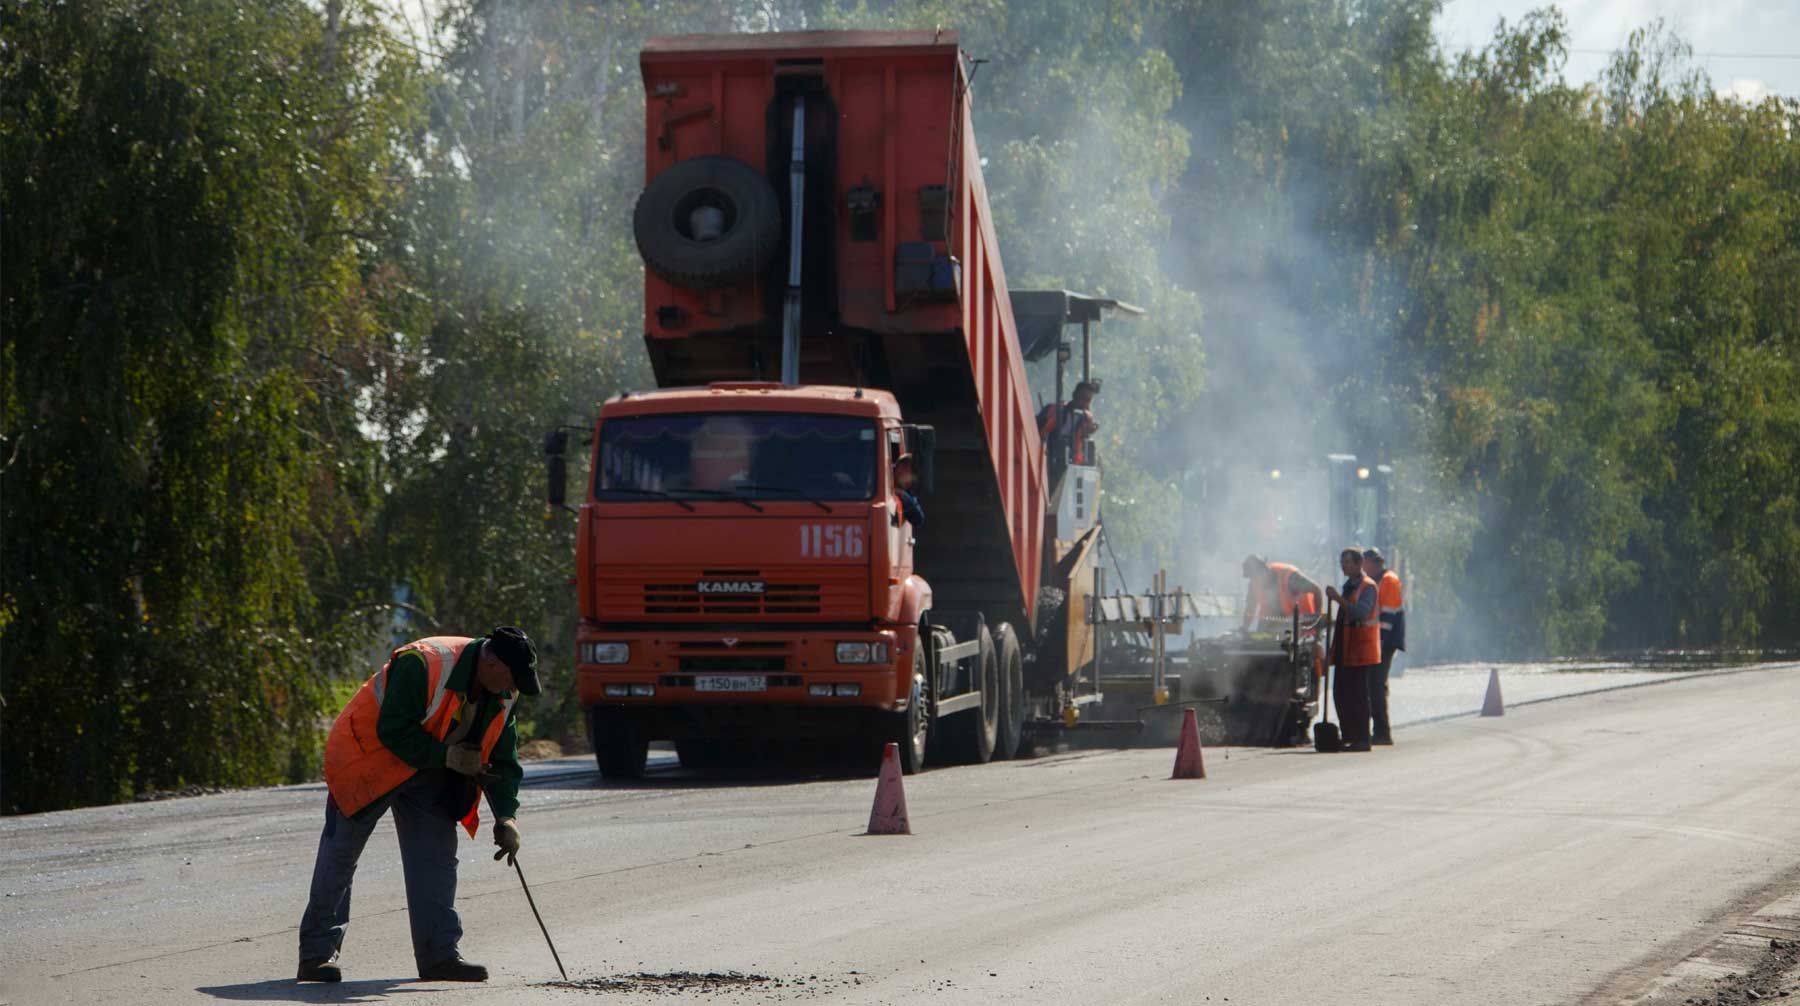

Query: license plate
left=694, top=675, right=767, bottom=693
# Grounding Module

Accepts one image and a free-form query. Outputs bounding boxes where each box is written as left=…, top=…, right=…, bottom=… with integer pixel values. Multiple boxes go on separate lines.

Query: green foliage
left=1154, top=4, right=1799, bottom=656
left=1, top=0, right=422, bottom=811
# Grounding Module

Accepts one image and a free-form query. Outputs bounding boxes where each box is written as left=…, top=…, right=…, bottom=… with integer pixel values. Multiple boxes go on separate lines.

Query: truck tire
left=994, top=622, right=1027, bottom=760
left=941, top=622, right=998, bottom=764
left=633, top=155, right=781, bottom=291
left=590, top=709, right=649, bottom=779
left=885, top=643, right=930, bottom=774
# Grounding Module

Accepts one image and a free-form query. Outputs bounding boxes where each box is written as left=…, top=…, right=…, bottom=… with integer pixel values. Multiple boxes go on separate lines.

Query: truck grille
left=597, top=567, right=867, bottom=621
left=644, top=582, right=822, bottom=615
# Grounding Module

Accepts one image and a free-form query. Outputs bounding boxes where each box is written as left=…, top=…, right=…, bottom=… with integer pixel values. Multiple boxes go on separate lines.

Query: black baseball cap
left=484, top=626, right=540, bottom=696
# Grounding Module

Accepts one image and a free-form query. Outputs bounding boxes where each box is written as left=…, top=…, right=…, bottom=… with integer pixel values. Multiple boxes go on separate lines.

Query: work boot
left=419, top=955, right=489, bottom=982
left=1372, top=734, right=1394, bottom=746
left=296, top=957, right=342, bottom=983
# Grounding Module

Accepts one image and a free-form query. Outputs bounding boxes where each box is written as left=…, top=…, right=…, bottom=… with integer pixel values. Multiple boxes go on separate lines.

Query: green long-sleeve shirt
left=375, top=643, right=523, bottom=820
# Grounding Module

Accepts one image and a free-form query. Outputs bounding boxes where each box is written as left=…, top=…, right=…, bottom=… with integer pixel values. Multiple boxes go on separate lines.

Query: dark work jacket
left=897, top=490, right=924, bottom=528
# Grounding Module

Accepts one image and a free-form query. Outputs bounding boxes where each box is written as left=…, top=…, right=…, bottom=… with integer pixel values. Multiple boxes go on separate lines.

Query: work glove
left=493, top=818, right=521, bottom=866
left=445, top=743, right=484, bottom=777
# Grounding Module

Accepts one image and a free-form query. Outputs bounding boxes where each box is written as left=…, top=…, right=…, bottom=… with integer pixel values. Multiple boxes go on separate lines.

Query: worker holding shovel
left=296, top=628, right=538, bottom=983
left=1325, top=548, right=1381, bottom=752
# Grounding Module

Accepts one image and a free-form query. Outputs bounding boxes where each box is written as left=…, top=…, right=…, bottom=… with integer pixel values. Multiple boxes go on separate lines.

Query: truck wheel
left=994, top=623, right=1027, bottom=760
left=633, top=155, right=781, bottom=291
left=942, top=623, right=998, bottom=764
left=590, top=709, right=649, bottom=779
left=886, top=644, right=930, bottom=774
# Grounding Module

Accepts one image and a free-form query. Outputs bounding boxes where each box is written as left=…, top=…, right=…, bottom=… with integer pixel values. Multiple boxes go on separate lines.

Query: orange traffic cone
left=1171, top=707, right=1206, bottom=779
left=866, top=742, right=911, bottom=835
left=1480, top=668, right=1505, bottom=717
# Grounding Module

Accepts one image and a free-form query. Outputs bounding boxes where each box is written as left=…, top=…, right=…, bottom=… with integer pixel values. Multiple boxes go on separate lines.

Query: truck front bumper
left=575, top=627, right=913, bottom=711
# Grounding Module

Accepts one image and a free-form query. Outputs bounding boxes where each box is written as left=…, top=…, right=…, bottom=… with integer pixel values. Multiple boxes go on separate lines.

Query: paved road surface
left=2, top=666, right=1796, bottom=1005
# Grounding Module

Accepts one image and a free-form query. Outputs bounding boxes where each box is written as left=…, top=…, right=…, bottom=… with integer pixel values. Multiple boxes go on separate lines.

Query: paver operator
left=1362, top=547, right=1405, bottom=745
left=297, top=627, right=540, bottom=984
left=1239, top=554, right=1322, bottom=630
left=1038, top=379, right=1101, bottom=470
left=1325, top=548, right=1380, bottom=752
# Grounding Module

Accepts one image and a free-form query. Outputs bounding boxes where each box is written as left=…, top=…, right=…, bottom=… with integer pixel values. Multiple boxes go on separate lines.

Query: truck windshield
left=595, top=413, right=878, bottom=502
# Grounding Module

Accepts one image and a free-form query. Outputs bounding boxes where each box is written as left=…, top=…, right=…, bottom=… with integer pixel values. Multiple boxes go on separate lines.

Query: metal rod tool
left=513, top=858, right=568, bottom=982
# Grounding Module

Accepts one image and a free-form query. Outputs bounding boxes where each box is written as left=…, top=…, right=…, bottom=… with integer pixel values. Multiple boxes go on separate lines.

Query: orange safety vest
left=1272, top=563, right=1318, bottom=616
left=1252, top=563, right=1317, bottom=620
left=323, top=636, right=515, bottom=837
left=1336, top=576, right=1382, bottom=668
left=1039, top=404, right=1093, bottom=465
left=1375, top=572, right=1404, bottom=640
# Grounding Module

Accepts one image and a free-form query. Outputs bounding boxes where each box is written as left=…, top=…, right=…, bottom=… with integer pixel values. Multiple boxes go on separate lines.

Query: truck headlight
left=836, top=642, right=871, bottom=664
left=582, top=642, right=629, bottom=664
left=835, top=642, right=889, bottom=664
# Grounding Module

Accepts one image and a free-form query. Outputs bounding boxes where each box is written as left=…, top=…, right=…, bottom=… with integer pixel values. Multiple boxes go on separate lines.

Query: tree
left=1, top=0, right=422, bottom=811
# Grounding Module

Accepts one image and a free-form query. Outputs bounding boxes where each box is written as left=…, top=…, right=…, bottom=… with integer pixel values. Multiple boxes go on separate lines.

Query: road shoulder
left=1588, top=863, right=1800, bottom=1005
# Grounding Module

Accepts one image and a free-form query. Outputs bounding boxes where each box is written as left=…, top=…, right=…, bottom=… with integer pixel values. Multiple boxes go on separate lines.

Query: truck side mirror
left=911, top=425, right=936, bottom=496
left=544, top=430, right=569, bottom=507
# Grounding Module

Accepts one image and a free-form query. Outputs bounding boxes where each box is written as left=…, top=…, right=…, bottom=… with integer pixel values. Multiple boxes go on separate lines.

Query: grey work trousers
left=298, top=770, right=464, bottom=969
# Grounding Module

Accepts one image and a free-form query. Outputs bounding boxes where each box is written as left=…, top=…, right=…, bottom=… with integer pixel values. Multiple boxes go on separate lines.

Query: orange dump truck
left=546, top=30, right=1110, bottom=776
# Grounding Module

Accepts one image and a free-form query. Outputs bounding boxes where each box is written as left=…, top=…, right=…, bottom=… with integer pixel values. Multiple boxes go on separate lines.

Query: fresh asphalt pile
left=539, top=971, right=871, bottom=999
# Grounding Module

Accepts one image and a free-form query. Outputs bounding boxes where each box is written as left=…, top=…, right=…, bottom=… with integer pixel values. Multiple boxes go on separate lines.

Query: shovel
left=1313, top=599, right=1342, bottom=753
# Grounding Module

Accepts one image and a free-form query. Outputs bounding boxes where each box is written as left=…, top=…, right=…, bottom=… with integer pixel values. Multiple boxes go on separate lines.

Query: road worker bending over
left=1239, top=554, right=1322, bottom=631
left=297, top=627, right=539, bottom=983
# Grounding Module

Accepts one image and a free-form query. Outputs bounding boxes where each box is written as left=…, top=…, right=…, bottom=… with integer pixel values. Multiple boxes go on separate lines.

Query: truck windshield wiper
left=597, top=487, right=695, bottom=512
left=660, top=486, right=764, bottom=512
left=617, top=486, right=768, bottom=512
left=730, top=484, right=833, bottom=513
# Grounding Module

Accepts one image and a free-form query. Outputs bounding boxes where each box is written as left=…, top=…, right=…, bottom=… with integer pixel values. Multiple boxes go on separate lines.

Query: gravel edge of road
left=1583, top=861, right=1800, bottom=1005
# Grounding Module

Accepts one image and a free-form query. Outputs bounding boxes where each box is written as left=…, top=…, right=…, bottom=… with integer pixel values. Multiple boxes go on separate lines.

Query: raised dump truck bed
left=635, top=30, right=1043, bottom=634
left=559, top=29, right=1110, bottom=777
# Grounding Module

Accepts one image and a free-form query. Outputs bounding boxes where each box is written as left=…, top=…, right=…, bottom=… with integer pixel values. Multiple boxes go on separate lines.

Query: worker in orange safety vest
left=1038, top=380, right=1100, bottom=469
left=1362, top=547, right=1405, bottom=745
left=297, top=628, right=539, bottom=984
left=1326, top=548, right=1381, bottom=752
left=1239, top=554, right=1322, bottom=630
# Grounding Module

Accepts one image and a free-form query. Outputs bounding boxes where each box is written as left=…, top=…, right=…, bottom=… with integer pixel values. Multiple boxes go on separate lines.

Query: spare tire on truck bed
left=633, top=155, right=781, bottom=291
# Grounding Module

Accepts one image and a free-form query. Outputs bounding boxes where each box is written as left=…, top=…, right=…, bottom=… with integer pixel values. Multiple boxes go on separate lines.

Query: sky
left=1435, top=0, right=1800, bottom=100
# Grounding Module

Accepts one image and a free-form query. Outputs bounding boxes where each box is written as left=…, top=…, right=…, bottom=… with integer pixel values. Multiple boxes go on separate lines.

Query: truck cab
left=572, top=383, right=938, bottom=775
